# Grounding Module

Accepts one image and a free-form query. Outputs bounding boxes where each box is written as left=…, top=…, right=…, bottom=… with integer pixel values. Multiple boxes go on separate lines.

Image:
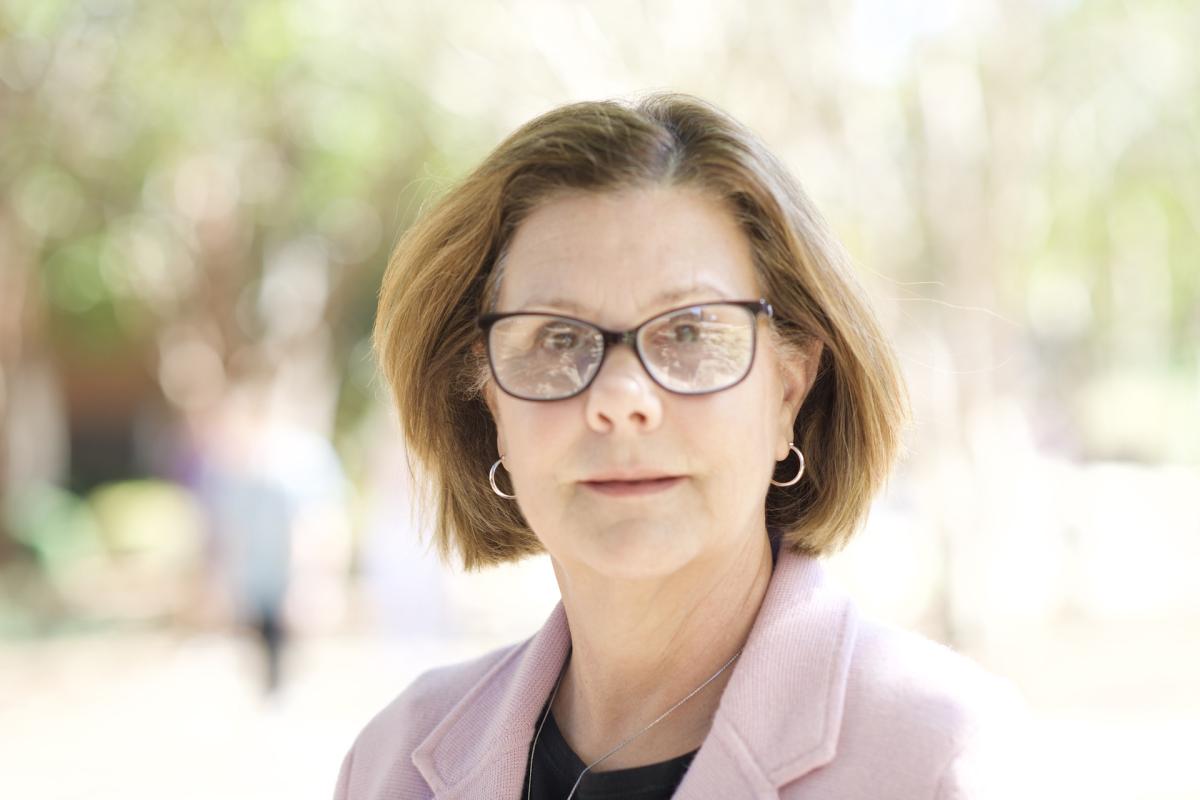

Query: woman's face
left=484, top=186, right=816, bottom=581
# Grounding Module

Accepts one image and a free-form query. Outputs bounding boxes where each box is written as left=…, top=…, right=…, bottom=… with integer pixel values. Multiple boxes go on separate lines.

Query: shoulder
left=847, top=615, right=1021, bottom=727
left=364, top=641, right=520, bottom=744
left=837, top=615, right=1035, bottom=796
left=333, top=641, right=521, bottom=800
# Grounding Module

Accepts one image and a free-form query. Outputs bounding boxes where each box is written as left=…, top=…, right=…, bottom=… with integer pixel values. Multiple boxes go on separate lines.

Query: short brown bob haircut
left=374, top=92, right=911, bottom=571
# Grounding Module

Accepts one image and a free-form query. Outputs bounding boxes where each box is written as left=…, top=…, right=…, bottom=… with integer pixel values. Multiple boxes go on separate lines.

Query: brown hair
left=374, top=92, right=911, bottom=570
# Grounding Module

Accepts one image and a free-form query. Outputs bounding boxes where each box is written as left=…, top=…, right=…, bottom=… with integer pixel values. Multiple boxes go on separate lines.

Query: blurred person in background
left=192, top=369, right=349, bottom=695
left=193, top=377, right=296, bottom=694
left=335, top=93, right=1035, bottom=798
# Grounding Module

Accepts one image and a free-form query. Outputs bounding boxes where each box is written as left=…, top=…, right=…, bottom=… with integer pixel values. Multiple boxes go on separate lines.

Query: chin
left=576, top=520, right=703, bottom=580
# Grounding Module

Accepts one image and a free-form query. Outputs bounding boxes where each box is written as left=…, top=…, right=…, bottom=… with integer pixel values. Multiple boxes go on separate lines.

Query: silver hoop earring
left=770, top=442, right=805, bottom=487
left=489, top=456, right=516, bottom=499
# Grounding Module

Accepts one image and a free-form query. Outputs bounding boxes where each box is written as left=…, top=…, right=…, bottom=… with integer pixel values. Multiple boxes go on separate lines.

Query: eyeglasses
left=476, top=299, right=773, bottom=401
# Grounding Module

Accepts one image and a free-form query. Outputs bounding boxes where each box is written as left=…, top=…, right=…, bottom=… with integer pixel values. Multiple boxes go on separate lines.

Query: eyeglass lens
left=487, top=304, right=756, bottom=400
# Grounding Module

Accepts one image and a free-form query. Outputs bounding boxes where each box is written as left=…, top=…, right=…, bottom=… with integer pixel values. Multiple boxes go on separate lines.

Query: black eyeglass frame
left=475, top=298, right=774, bottom=401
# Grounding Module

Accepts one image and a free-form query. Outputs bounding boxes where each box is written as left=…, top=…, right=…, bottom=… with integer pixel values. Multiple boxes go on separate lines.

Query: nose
left=584, top=343, right=663, bottom=434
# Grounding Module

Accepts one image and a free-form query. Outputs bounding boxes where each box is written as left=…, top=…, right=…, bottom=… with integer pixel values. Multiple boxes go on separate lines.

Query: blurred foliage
left=1, top=0, right=492, bottom=435
left=0, top=0, right=1197, bottom=464
left=1, top=479, right=206, bottom=633
left=88, top=479, right=202, bottom=562
left=6, top=481, right=106, bottom=569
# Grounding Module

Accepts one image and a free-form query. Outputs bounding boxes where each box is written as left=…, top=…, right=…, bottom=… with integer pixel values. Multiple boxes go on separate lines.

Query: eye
left=658, top=311, right=716, bottom=344
left=539, top=324, right=583, bottom=351
left=669, top=321, right=701, bottom=343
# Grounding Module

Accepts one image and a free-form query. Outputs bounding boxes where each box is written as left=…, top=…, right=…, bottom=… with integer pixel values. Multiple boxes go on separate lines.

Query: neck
left=548, top=528, right=774, bottom=770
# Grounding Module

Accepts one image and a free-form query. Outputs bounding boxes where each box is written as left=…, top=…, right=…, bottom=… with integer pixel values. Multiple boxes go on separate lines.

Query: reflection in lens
left=641, top=306, right=754, bottom=392
left=487, top=304, right=756, bottom=399
left=490, top=315, right=602, bottom=398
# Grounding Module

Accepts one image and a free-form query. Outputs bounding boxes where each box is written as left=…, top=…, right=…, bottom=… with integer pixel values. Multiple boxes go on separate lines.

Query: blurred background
left=1, top=0, right=1197, bottom=797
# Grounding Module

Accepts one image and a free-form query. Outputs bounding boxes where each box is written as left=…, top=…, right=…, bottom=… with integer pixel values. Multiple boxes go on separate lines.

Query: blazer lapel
left=674, top=552, right=858, bottom=798
left=411, top=550, right=856, bottom=799
left=411, top=602, right=571, bottom=799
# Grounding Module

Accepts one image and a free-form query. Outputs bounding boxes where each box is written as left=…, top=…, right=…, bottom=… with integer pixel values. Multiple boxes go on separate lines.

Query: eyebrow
left=521, top=282, right=737, bottom=317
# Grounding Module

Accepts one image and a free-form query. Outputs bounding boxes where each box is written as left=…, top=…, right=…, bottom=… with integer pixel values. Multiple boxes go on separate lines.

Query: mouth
left=580, top=476, right=685, bottom=497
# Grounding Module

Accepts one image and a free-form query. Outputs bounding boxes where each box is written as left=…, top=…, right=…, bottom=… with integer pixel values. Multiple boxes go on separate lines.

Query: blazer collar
left=412, top=549, right=858, bottom=798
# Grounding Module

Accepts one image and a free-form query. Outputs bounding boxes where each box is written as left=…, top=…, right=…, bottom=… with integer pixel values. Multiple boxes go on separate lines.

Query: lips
left=580, top=475, right=685, bottom=496
left=582, top=470, right=679, bottom=483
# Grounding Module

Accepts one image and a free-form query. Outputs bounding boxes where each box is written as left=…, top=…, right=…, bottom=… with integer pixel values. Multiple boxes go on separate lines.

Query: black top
left=521, top=532, right=782, bottom=799
left=522, top=705, right=698, bottom=799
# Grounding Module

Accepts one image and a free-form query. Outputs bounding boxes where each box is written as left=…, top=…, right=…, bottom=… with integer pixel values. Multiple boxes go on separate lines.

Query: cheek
left=708, top=389, right=778, bottom=478
left=714, top=370, right=777, bottom=431
left=499, top=403, right=575, bottom=474
left=679, top=393, right=774, bottom=475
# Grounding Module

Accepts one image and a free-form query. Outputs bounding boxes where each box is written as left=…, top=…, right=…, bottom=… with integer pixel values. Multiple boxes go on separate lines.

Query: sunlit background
left=1, top=0, right=1197, bottom=797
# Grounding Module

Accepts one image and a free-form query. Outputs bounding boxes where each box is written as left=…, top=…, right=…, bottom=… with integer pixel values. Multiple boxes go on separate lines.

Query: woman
left=336, top=93, right=1031, bottom=799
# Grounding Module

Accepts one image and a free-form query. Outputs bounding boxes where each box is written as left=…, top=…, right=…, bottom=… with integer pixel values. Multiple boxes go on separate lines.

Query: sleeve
left=333, top=744, right=355, bottom=800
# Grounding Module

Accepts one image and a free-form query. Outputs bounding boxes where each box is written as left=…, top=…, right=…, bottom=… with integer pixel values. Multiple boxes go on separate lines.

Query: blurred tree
left=0, top=0, right=1196, bottom=583
left=0, top=0, right=479, bottom=509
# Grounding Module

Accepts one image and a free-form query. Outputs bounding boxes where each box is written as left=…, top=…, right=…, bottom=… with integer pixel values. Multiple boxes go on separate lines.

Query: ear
left=483, top=380, right=497, bottom=418
left=775, top=336, right=824, bottom=460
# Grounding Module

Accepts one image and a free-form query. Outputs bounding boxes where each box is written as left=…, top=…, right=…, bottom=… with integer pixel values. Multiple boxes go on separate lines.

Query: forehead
left=495, top=186, right=760, bottom=323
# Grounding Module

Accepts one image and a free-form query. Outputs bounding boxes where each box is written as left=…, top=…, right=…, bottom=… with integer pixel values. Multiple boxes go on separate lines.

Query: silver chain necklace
left=525, top=646, right=743, bottom=800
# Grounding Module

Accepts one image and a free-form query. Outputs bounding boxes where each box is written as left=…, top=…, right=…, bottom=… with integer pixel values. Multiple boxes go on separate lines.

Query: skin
left=483, top=185, right=823, bottom=769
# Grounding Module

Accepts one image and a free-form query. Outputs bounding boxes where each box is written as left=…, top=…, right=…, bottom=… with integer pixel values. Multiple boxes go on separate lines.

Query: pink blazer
left=334, top=550, right=1036, bottom=799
